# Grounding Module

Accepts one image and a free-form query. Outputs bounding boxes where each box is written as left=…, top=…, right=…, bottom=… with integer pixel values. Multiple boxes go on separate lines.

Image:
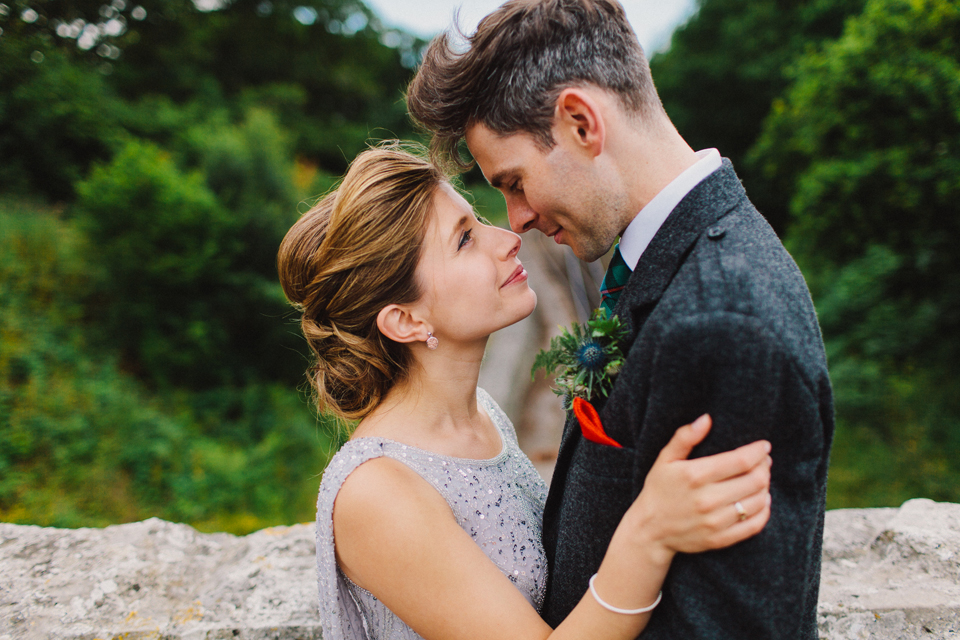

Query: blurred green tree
left=751, top=0, right=960, bottom=505
left=108, top=0, right=420, bottom=168
left=0, top=0, right=420, bottom=198
left=0, top=36, right=122, bottom=199
left=0, top=0, right=423, bottom=531
left=650, top=0, right=868, bottom=233
left=73, top=127, right=326, bottom=389
left=73, top=141, right=221, bottom=381
left=0, top=198, right=333, bottom=532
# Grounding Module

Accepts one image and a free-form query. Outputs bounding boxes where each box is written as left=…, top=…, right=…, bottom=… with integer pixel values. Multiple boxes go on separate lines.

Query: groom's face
left=466, top=123, right=623, bottom=263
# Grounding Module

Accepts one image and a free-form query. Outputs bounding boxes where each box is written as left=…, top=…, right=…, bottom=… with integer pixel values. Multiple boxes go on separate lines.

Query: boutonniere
left=532, top=309, right=628, bottom=447
left=531, top=308, right=628, bottom=409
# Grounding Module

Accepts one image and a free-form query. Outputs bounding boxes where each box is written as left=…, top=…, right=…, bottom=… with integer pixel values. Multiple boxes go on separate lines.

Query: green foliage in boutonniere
left=531, top=308, right=628, bottom=408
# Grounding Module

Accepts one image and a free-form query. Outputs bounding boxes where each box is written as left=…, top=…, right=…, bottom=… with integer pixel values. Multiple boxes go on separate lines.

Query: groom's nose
left=506, top=197, right=537, bottom=234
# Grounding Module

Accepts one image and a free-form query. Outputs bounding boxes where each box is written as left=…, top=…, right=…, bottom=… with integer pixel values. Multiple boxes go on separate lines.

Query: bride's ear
left=377, top=304, right=430, bottom=344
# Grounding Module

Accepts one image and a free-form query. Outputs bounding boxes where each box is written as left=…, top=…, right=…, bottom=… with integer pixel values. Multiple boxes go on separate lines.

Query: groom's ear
left=377, top=304, right=430, bottom=345
left=555, top=88, right=605, bottom=157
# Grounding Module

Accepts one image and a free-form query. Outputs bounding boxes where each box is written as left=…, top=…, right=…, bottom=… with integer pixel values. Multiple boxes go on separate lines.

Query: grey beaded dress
left=315, top=388, right=548, bottom=640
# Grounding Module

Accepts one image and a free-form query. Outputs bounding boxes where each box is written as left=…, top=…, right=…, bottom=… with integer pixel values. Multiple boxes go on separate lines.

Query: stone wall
left=2, top=499, right=958, bottom=639
left=818, top=500, right=960, bottom=638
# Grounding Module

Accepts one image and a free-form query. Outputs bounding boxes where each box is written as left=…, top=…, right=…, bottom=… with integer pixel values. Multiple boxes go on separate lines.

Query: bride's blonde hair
left=278, top=144, right=445, bottom=420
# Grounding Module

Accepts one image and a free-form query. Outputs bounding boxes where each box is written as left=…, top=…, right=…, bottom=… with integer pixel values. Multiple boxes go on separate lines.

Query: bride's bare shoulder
left=333, top=456, right=453, bottom=540
left=331, top=454, right=460, bottom=596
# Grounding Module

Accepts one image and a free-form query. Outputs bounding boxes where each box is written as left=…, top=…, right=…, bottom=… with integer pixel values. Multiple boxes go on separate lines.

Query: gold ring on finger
left=735, top=501, right=747, bottom=521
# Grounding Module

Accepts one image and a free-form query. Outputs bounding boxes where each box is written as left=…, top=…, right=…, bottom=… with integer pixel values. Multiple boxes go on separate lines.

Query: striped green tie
left=599, top=243, right=631, bottom=316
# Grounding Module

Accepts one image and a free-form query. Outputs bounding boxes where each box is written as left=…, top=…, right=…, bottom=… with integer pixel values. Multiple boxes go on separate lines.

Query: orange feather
left=572, top=397, right=622, bottom=448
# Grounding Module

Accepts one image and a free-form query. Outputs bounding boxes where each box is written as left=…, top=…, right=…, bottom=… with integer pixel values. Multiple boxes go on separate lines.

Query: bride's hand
left=621, top=415, right=772, bottom=565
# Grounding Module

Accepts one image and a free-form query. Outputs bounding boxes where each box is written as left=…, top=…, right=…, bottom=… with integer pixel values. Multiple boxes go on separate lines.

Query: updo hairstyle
left=277, top=145, right=445, bottom=421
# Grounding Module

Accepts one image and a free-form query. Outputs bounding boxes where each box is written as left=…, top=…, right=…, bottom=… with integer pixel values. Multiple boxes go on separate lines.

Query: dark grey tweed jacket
left=540, top=160, right=833, bottom=639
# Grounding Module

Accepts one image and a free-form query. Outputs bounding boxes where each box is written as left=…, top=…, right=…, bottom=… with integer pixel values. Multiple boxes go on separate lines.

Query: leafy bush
left=0, top=200, right=335, bottom=532
left=73, top=133, right=315, bottom=387
left=73, top=140, right=243, bottom=387
left=650, top=0, right=868, bottom=233
left=753, top=0, right=960, bottom=506
left=0, top=37, right=122, bottom=200
left=0, top=0, right=420, bottom=532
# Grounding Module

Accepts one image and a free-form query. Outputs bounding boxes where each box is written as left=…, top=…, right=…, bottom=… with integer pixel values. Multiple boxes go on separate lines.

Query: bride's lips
left=502, top=264, right=528, bottom=288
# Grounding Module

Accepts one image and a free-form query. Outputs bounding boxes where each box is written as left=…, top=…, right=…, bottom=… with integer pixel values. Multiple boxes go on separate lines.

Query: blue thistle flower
left=576, top=340, right=606, bottom=372
left=532, top=308, right=627, bottom=404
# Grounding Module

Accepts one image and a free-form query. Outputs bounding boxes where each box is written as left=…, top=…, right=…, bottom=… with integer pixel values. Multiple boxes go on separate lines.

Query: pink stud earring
left=426, top=332, right=439, bottom=350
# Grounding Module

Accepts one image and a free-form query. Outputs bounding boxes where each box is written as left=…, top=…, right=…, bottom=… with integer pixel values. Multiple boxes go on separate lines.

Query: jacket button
left=707, top=226, right=726, bottom=240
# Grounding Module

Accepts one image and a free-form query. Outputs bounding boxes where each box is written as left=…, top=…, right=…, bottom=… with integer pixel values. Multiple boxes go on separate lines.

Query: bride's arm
left=332, top=415, right=771, bottom=640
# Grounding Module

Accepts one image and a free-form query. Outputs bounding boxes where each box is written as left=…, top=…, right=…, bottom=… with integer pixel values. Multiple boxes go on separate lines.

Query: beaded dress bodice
left=315, top=388, right=548, bottom=640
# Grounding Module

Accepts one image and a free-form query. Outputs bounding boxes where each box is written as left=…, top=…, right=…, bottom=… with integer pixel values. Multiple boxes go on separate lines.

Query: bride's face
left=414, top=182, right=537, bottom=345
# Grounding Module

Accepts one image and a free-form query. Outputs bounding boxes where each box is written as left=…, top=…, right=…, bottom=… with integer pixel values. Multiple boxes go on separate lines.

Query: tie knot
left=599, top=244, right=631, bottom=316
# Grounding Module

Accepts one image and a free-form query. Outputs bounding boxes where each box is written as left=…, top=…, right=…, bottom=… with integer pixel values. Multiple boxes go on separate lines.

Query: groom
left=407, top=0, right=833, bottom=637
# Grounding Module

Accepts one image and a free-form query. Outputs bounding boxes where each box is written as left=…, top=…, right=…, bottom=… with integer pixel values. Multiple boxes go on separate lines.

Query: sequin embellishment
left=315, top=388, right=548, bottom=640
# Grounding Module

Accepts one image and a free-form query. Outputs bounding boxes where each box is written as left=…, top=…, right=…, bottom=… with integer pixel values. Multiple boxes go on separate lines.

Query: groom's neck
left=611, top=117, right=700, bottom=223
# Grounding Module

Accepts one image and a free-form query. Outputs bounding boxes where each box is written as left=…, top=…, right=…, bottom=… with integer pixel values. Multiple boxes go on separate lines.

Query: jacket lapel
left=543, top=160, right=747, bottom=538
left=615, top=159, right=745, bottom=344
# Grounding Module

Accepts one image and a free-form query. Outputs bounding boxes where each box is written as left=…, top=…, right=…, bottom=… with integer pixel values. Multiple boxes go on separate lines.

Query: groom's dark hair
left=407, top=0, right=664, bottom=170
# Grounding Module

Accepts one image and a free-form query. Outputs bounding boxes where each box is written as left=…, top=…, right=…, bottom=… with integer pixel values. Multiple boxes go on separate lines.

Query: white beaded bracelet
left=588, top=574, right=662, bottom=615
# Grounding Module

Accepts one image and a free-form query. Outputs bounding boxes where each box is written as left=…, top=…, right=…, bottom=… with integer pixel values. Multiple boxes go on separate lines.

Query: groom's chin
left=571, top=244, right=608, bottom=265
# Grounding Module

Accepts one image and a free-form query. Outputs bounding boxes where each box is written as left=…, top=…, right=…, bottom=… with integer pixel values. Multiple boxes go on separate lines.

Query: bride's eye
left=458, top=228, right=473, bottom=251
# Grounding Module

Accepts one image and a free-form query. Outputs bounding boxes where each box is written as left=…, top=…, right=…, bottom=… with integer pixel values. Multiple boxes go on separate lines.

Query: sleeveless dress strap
left=477, top=387, right=519, bottom=447
left=315, top=439, right=388, bottom=640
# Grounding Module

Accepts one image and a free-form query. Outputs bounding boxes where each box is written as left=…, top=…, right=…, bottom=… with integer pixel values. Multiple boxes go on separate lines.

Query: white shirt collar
left=618, top=149, right=722, bottom=270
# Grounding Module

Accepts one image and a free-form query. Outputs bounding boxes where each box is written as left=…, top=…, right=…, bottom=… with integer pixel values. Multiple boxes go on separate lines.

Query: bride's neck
left=355, top=338, right=489, bottom=441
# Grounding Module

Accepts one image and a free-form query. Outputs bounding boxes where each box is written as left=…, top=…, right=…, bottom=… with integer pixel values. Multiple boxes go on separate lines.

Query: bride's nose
left=500, top=228, right=521, bottom=259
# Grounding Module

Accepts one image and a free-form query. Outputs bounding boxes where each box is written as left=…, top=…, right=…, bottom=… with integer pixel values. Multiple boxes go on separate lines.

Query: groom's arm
left=634, top=311, right=830, bottom=640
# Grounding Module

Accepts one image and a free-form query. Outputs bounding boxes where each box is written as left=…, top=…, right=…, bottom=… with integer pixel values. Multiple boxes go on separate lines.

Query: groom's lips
left=551, top=228, right=564, bottom=245
left=502, top=264, right=528, bottom=288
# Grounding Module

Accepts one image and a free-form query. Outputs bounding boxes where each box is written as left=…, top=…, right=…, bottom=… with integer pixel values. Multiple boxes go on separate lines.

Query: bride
left=278, top=144, right=772, bottom=640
